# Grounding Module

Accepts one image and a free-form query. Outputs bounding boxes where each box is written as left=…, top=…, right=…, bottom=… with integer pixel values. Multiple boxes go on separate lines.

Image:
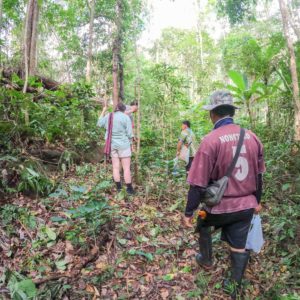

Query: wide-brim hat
left=202, top=90, right=239, bottom=111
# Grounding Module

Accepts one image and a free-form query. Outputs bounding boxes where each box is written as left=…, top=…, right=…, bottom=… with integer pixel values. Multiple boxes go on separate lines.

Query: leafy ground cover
left=1, top=157, right=299, bottom=299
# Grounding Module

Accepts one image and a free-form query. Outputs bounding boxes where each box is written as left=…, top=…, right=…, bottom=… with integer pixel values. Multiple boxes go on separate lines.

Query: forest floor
left=0, top=162, right=298, bottom=300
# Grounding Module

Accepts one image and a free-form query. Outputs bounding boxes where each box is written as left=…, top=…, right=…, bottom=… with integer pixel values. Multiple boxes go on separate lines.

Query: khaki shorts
left=111, top=148, right=132, bottom=158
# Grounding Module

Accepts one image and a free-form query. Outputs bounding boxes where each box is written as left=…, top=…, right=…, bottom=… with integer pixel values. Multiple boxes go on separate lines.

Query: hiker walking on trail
left=97, top=102, right=135, bottom=195
left=183, top=91, right=265, bottom=298
left=176, top=121, right=197, bottom=174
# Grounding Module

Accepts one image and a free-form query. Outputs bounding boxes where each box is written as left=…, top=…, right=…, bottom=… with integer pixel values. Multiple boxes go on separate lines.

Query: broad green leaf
left=117, top=238, right=128, bottom=245
left=169, top=200, right=181, bottom=212
left=45, top=227, right=57, bottom=240
left=214, top=282, right=222, bottom=289
left=97, top=180, right=112, bottom=190
left=137, top=235, right=149, bottom=243
left=162, top=274, right=174, bottom=281
left=70, top=185, right=87, bottom=193
left=0, top=155, right=18, bottom=162
left=51, top=216, right=67, bottom=223
left=26, top=168, right=40, bottom=178
left=282, top=183, right=291, bottom=192
left=15, top=279, right=37, bottom=298
left=55, top=259, right=68, bottom=270
left=181, top=265, right=192, bottom=273
left=228, top=70, right=246, bottom=91
left=128, top=249, right=153, bottom=261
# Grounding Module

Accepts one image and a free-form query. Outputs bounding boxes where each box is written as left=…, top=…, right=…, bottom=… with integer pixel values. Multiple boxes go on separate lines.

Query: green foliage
left=18, top=166, right=55, bottom=195
left=1, top=270, right=37, bottom=300
left=0, top=78, right=103, bottom=195
left=0, top=79, right=99, bottom=150
left=217, top=0, right=257, bottom=25
left=128, top=249, right=154, bottom=261
left=53, top=181, right=113, bottom=246
left=0, top=204, right=36, bottom=236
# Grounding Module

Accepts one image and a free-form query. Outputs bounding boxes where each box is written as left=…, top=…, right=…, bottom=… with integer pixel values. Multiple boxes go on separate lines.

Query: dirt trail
left=0, top=166, right=266, bottom=299
left=96, top=189, right=262, bottom=299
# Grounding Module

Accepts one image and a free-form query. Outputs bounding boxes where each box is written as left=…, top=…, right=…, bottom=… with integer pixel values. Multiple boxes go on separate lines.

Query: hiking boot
left=126, top=183, right=135, bottom=195
left=224, top=251, right=250, bottom=299
left=115, top=181, right=122, bottom=192
left=196, top=227, right=213, bottom=269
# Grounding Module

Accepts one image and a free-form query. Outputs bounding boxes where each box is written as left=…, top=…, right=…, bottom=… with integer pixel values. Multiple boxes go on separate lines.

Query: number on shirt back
left=232, top=145, right=249, bottom=181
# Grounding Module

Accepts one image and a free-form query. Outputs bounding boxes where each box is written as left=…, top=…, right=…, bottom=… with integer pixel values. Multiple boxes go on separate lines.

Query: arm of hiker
left=97, top=108, right=108, bottom=127
left=99, top=105, right=108, bottom=117
left=176, top=140, right=183, bottom=156
left=125, top=107, right=132, bottom=115
left=183, top=185, right=206, bottom=228
left=125, top=115, right=133, bottom=141
left=183, top=143, right=214, bottom=225
left=255, top=140, right=265, bottom=213
left=185, top=185, right=206, bottom=217
left=177, top=131, right=187, bottom=156
left=254, top=173, right=263, bottom=214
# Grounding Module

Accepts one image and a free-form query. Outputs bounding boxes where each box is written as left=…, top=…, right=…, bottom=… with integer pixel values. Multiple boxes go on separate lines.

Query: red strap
left=104, top=113, right=113, bottom=160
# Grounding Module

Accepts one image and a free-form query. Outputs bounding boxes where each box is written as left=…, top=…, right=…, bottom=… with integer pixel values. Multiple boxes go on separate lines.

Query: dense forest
left=0, top=0, right=299, bottom=299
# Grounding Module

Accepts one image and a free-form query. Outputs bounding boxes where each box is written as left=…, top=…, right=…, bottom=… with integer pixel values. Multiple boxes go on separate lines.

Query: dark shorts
left=202, top=208, right=254, bottom=249
left=186, top=157, right=194, bottom=172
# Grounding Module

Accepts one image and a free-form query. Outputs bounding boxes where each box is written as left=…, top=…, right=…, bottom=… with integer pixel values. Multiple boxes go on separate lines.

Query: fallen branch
left=1, top=68, right=60, bottom=91
left=32, top=246, right=99, bottom=285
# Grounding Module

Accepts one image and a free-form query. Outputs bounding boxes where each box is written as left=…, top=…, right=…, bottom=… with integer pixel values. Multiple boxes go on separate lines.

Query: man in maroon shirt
left=184, top=90, right=265, bottom=297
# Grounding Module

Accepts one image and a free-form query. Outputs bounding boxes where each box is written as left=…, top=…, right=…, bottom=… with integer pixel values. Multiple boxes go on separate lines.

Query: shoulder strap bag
left=104, top=113, right=114, bottom=162
left=202, top=127, right=246, bottom=207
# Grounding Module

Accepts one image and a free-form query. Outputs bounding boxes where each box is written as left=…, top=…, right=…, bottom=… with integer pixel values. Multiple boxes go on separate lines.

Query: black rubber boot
left=195, top=226, right=213, bottom=269
left=126, top=183, right=135, bottom=195
left=115, top=181, right=122, bottom=192
left=224, top=251, right=250, bottom=299
left=231, top=251, right=250, bottom=285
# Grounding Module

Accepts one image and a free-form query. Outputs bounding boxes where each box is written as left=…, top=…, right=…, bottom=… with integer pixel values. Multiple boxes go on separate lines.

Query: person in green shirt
left=97, top=102, right=134, bottom=194
left=176, top=120, right=198, bottom=174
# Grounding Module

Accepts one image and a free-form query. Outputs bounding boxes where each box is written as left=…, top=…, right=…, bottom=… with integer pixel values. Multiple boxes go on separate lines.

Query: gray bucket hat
left=202, top=90, right=239, bottom=111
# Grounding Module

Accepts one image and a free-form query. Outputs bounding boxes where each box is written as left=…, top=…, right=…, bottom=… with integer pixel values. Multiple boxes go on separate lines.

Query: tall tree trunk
left=112, top=0, right=123, bottom=107
left=86, top=0, right=95, bottom=82
left=279, top=0, right=300, bottom=141
left=196, top=0, right=204, bottom=66
left=23, top=0, right=39, bottom=93
left=112, top=40, right=120, bottom=108
left=246, top=98, right=254, bottom=129
left=287, top=5, right=300, bottom=40
left=0, top=0, right=3, bottom=65
left=134, top=43, right=141, bottom=184
left=0, top=0, right=3, bottom=33
left=119, top=53, right=124, bottom=101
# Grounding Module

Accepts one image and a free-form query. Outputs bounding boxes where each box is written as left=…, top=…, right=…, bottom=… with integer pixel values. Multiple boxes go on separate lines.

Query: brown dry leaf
left=65, top=241, right=74, bottom=264
left=96, top=261, right=107, bottom=270
left=65, top=240, right=74, bottom=253
left=280, top=265, right=287, bottom=273
left=144, top=272, right=154, bottom=283
left=86, top=284, right=94, bottom=293
left=94, top=286, right=100, bottom=296
left=101, top=288, right=108, bottom=296
left=183, top=249, right=197, bottom=258
left=118, top=262, right=127, bottom=268
left=81, top=268, right=91, bottom=275
left=78, top=279, right=86, bottom=290
left=160, top=288, right=169, bottom=300
left=130, top=264, right=137, bottom=271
